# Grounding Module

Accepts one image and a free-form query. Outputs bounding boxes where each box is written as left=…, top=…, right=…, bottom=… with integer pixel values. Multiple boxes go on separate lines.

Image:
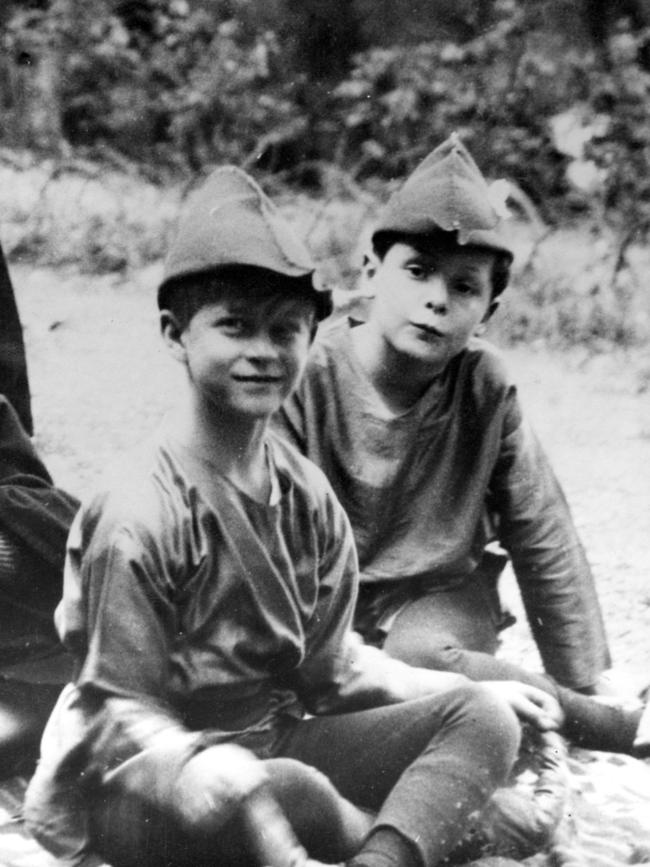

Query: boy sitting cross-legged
left=275, top=133, right=650, bottom=756
left=23, top=166, right=561, bottom=867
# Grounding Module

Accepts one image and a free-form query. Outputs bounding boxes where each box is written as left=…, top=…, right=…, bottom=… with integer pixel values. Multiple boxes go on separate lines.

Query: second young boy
left=275, top=134, right=650, bottom=754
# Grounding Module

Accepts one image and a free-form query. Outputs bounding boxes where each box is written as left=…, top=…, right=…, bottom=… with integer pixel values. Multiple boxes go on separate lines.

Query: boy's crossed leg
left=278, top=686, right=520, bottom=867
left=382, top=590, right=645, bottom=756
left=85, top=687, right=519, bottom=867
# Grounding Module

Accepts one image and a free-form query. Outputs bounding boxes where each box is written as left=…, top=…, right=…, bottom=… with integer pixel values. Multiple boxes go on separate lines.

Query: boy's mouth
left=232, top=374, right=283, bottom=384
left=412, top=322, right=445, bottom=338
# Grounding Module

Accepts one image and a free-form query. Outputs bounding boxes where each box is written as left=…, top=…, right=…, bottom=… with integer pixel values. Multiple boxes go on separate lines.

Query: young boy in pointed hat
left=24, top=165, right=567, bottom=867
left=275, top=133, right=650, bottom=754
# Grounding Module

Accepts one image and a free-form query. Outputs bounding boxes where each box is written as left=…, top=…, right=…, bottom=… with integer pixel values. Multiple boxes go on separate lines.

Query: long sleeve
left=57, top=505, right=209, bottom=766
left=488, top=388, right=610, bottom=689
left=25, top=511, right=206, bottom=866
left=24, top=682, right=205, bottom=867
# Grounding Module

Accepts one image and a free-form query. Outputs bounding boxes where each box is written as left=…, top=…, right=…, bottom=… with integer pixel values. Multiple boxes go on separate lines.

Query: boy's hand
left=485, top=681, right=564, bottom=731
left=175, top=743, right=270, bottom=829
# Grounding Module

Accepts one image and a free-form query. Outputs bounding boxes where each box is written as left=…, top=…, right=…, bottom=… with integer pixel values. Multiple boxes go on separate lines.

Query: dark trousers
left=89, top=686, right=520, bottom=867
left=277, top=686, right=519, bottom=867
left=379, top=586, right=641, bottom=754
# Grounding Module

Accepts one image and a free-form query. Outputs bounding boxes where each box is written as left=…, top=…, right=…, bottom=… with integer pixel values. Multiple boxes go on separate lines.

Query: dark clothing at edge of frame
left=0, top=396, right=79, bottom=696
left=0, top=243, right=32, bottom=436
left=0, top=396, right=79, bottom=580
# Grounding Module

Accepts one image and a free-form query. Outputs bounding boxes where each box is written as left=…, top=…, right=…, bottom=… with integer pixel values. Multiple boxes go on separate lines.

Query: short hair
left=160, top=265, right=331, bottom=332
left=372, top=230, right=511, bottom=299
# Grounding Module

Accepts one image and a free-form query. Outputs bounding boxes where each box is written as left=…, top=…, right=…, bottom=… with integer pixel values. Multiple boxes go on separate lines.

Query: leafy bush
left=1, top=0, right=298, bottom=171
left=0, top=158, right=181, bottom=272
left=330, top=2, right=587, bottom=216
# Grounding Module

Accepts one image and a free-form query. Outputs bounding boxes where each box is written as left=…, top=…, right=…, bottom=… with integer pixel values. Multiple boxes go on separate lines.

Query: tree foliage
left=2, top=0, right=650, bottom=232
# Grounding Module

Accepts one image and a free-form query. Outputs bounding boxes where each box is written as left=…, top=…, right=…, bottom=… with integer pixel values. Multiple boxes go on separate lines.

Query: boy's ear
left=160, top=310, right=187, bottom=363
left=360, top=250, right=380, bottom=287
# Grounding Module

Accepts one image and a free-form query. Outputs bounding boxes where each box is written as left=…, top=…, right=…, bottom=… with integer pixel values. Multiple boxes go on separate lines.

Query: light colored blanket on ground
left=0, top=749, right=649, bottom=867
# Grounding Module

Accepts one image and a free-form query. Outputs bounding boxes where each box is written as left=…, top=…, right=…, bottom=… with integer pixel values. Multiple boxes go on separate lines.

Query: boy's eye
left=453, top=281, right=478, bottom=296
left=272, top=320, right=303, bottom=342
left=405, top=263, right=430, bottom=279
left=218, top=317, right=248, bottom=333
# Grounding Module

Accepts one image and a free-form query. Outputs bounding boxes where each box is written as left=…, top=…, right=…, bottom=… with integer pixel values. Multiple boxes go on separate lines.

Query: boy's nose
left=245, top=333, right=280, bottom=359
left=424, top=279, right=449, bottom=314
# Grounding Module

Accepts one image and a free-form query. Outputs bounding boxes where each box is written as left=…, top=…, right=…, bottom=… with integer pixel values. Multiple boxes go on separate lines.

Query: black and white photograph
left=0, top=2, right=649, bottom=866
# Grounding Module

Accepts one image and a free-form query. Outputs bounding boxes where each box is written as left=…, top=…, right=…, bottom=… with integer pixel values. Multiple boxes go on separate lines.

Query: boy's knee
left=267, top=757, right=332, bottom=800
left=266, top=758, right=373, bottom=861
left=456, top=683, right=521, bottom=775
left=446, top=683, right=521, bottom=784
left=266, top=757, right=345, bottom=828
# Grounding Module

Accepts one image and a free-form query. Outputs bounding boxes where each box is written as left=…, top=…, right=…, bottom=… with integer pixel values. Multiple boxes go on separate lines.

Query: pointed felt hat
left=372, top=132, right=513, bottom=261
left=158, top=166, right=325, bottom=310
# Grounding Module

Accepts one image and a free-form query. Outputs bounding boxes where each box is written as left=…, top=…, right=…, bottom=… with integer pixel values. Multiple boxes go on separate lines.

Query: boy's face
left=363, top=242, right=496, bottom=374
left=163, top=289, right=314, bottom=420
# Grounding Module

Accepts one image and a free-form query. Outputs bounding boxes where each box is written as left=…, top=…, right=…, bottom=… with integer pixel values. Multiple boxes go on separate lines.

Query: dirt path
left=497, top=344, right=650, bottom=690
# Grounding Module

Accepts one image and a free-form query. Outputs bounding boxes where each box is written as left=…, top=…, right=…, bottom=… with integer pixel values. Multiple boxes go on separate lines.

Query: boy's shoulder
left=310, top=314, right=352, bottom=361
left=78, top=434, right=189, bottom=542
left=460, top=336, right=512, bottom=383
left=449, top=337, right=517, bottom=413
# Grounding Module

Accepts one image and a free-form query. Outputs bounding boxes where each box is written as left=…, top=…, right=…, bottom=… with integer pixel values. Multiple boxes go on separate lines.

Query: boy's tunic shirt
left=276, top=316, right=610, bottom=690
left=27, top=427, right=457, bottom=861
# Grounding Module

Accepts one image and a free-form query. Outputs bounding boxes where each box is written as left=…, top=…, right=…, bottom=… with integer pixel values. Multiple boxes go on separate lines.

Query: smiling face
left=163, top=286, right=315, bottom=421
left=363, top=241, right=497, bottom=376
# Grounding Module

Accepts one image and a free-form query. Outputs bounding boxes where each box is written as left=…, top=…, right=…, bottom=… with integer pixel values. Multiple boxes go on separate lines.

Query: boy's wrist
left=405, top=665, right=470, bottom=700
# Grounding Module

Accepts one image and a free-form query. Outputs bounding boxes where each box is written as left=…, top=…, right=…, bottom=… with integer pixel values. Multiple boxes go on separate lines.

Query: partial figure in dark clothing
left=0, top=395, right=78, bottom=777
left=0, top=396, right=78, bottom=576
left=0, top=243, right=79, bottom=777
left=0, top=242, right=33, bottom=435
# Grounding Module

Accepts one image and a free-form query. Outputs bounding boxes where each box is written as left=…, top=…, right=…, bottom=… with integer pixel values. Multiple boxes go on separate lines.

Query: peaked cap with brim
left=372, top=133, right=513, bottom=262
left=158, top=166, right=327, bottom=313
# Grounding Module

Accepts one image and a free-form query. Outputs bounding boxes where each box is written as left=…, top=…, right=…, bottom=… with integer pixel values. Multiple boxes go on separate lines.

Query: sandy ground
left=2, top=262, right=650, bottom=865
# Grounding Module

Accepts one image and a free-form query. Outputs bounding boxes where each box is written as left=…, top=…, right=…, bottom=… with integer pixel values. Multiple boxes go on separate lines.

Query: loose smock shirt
left=27, top=427, right=435, bottom=863
left=276, top=316, right=610, bottom=689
